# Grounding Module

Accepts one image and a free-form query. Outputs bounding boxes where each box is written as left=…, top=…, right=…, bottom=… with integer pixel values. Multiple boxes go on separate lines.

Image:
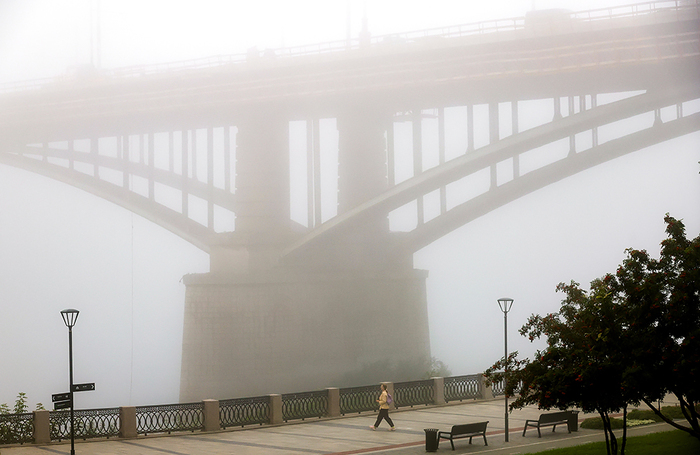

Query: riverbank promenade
left=0, top=398, right=681, bottom=455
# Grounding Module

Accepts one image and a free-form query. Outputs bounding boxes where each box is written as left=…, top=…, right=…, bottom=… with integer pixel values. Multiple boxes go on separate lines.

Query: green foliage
left=606, top=215, right=700, bottom=439
left=581, top=416, right=626, bottom=430
left=0, top=393, right=38, bottom=445
left=485, top=215, right=700, bottom=455
left=627, top=408, right=664, bottom=422
left=425, top=357, right=452, bottom=378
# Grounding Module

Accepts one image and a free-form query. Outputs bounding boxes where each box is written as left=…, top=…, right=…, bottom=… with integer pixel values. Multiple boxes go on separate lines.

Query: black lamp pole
left=497, top=298, right=514, bottom=442
left=61, top=309, right=79, bottom=455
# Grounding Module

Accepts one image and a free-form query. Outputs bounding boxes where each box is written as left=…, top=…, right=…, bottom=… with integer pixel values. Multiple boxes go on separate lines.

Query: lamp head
left=497, top=298, right=514, bottom=313
left=60, top=309, right=80, bottom=328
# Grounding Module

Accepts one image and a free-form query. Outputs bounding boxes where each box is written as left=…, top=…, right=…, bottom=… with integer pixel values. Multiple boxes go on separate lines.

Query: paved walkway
left=0, top=398, right=680, bottom=455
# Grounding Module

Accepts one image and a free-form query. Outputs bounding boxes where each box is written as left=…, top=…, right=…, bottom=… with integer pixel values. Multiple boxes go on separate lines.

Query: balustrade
left=0, top=374, right=497, bottom=445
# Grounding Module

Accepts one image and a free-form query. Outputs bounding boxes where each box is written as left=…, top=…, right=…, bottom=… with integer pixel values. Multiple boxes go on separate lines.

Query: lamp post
left=497, top=298, right=514, bottom=442
left=60, top=309, right=79, bottom=455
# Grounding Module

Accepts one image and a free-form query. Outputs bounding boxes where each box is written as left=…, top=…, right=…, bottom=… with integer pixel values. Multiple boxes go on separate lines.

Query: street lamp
left=60, top=309, right=79, bottom=455
left=497, top=297, right=514, bottom=442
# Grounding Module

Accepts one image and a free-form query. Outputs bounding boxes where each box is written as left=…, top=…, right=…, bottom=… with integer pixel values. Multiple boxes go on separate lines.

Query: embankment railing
left=0, top=374, right=494, bottom=446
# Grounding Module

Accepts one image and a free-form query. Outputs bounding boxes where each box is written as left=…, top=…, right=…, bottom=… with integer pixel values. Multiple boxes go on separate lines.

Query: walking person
left=370, top=383, right=395, bottom=430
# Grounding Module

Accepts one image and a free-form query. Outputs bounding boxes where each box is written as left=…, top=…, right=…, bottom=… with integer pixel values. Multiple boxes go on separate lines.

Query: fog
left=1, top=0, right=699, bottom=409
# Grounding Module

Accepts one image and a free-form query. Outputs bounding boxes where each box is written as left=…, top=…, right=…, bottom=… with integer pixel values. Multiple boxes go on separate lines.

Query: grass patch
left=521, top=430, right=700, bottom=455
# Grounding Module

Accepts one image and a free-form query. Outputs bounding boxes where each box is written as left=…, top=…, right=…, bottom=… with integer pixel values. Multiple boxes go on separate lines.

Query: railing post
left=480, top=374, right=494, bottom=400
left=203, top=399, right=220, bottom=432
left=326, top=388, right=340, bottom=417
left=382, top=382, right=395, bottom=410
left=431, top=377, right=445, bottom=405
left=119, top=406, right=137, bottom=438
left=269, top=394, right=283, bottom=425
left=33, top=410, right=51, bottom=444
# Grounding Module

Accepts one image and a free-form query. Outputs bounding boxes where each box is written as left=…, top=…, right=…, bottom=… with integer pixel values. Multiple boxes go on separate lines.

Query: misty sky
left=1, top=0, right=699, bottom=409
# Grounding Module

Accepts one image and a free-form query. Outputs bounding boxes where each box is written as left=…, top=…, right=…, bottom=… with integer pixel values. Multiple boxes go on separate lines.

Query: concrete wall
left=180, top=267, right=431, bottom=402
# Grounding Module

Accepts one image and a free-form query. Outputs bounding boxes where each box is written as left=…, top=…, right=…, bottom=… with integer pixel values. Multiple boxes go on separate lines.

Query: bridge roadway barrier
left=0, top=395, right=684, bottom=455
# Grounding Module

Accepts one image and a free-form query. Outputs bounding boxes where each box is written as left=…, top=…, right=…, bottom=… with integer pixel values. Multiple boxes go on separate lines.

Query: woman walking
left=370, top=384, right=395, bottom=430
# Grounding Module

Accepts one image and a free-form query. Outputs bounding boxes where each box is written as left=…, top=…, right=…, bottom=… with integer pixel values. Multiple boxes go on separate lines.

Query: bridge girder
left=0, top=5, right=698, bottom=266
left=282, top=84, right=700, bottom=262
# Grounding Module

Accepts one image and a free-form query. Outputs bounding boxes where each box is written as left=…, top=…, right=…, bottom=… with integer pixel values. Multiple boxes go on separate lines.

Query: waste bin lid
left=424, top=428, right=439, bottom=431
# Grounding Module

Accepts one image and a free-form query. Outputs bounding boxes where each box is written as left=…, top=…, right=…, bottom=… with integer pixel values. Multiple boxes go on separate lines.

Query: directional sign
left=53, top=400, right=72, bottom=410
left=71, top=382, right=95, bottom=392
left=52, top=392, right=70, bottom=402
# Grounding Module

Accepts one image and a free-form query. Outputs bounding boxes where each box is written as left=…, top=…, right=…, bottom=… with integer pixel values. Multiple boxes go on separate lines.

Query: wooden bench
left=523, top=411, right=571, bottom=437
left=437, top=421, right=488, bottom=450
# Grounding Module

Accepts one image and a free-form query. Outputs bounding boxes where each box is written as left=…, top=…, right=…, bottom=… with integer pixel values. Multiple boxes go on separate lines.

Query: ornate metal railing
left=394, top=379, right=434, bottom=408
left=1, top=372, right=516, bottom=445
left=0, top=412, right=33, bottom=445
left=220, top=396, right=269, bottom=428
left=492, top=379, right=506, bottom=397
left=339, top=385, right=378, bottom=415
left=135, top=402, right=203, bottom=435
left=281, top=391, right=328, bottom=422
left=49, top=408, right=120, bottom=441
left=444, top=374, right=482, bottom=402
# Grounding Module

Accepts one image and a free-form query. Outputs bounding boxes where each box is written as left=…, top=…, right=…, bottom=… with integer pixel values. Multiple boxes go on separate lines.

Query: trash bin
left=567, top=410, right=580, bottom=432
left=424, top=428, right=439, bottom=452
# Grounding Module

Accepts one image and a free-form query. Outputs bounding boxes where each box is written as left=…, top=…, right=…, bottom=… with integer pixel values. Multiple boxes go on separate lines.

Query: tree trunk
left=642, top=397, right=700, bottom=440
left=621, top=405, right=628, bottom=455
left=599, top=410, right=618, bottom=455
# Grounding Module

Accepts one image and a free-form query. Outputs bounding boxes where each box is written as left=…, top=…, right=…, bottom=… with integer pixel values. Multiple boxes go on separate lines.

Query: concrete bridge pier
left=179, top=266, right=431, bottom=401
left=180, top=109, right=432, bottom=402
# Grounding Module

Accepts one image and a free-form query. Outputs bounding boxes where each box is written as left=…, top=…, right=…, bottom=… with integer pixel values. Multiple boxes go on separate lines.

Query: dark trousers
left=374, top=408, right=394, bottom=428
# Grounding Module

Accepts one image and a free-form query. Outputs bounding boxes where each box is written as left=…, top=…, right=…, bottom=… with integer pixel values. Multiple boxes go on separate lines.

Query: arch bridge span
left=1, top=1, right=698, bottom=400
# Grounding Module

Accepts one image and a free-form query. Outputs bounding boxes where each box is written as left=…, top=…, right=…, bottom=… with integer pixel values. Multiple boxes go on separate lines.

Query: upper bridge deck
left=0, top=1, right=698, bottom=143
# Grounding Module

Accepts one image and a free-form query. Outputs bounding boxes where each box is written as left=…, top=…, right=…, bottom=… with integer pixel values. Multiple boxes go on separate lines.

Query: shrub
left=581, top=417, right=626, bottom=430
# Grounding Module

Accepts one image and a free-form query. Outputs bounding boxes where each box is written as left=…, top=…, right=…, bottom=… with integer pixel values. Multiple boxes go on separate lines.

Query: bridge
left=1, top=1, right=698, bottom=401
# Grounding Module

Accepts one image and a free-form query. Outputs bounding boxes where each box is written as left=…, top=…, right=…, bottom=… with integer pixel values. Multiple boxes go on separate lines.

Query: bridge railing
left=281, top=390, right=328, bottom=422
left=134, top=402, right=204, bottom=436
left=339, top=384, right=378, bottom=415
left=219, top=395, right=270, bottom=428
left=49, top=408, right=121, bottom=441
left=0, top=373, right=494, bottom=445
left=571, top=0, right=698, bottom=22
left=0, top=412, right=33, bottom=445
left=444, top=374, right=483, bottom=402
left=2, top=0, right=696, bottom=94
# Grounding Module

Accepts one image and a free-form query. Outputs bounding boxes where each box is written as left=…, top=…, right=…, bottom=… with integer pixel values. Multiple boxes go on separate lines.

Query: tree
left=484, top=215, right=699, bottom=454
left=426, top=357, right=452, bottom=378
left=607, top=215, right=699, bottom=439
left=487, top=278, right=639, bottom=455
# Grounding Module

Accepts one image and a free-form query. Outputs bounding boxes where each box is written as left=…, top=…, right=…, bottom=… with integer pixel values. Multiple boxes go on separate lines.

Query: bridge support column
left=234, top=112, right=290, bottom=235
left=210, top=112, right=291, bottom=273
left=336, top=108, right=390, bottom=214
left=179, top=267, right=431, bottom=402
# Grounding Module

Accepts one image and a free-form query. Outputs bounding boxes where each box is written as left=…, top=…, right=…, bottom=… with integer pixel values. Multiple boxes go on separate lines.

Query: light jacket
left=378, top=390, right=389, bottom=410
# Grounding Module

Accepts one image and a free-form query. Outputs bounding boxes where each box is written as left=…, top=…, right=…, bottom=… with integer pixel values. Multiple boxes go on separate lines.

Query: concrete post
left=326, top=388, right=340, bottom=417
left=32, top=410, right=50, bottom=444
left=269, top=394, right=283, bottom=425
left=203, top=399, right=220, bottom=432
left=480, top=374, right=494, bottom=400
left=432, top=377, right=445, bottom=405
left=119, top=406, right=137, bottom=438
left=382, top=382, right=395, bottom=410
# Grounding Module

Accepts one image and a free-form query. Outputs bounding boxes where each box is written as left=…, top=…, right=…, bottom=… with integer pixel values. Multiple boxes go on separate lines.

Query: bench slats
left=523, top=411, right=572, bottom=438
left=437, top=421, right=488, bottom=450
